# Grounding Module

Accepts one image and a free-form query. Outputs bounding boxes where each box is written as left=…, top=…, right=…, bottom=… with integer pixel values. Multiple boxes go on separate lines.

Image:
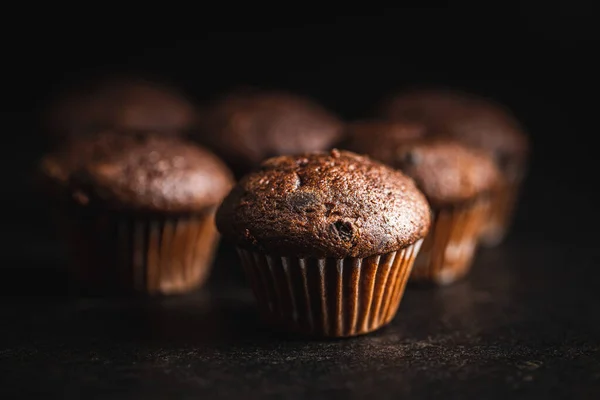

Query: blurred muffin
left=340, top=119, right=429, bottom=153
left=39, top=132, right=233, bottom=295
left=344, top=121, right=500, bottom=285
left=197, top=88, right=343, bottom=176
left=378, top=88, right=529, bottom=246
left=216, top=149, right=431, bottom=337
left=42, top=75, right=198, bottom=145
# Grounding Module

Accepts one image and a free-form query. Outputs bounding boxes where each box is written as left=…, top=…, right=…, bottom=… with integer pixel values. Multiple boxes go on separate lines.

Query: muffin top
left=342, top=119, right=429, bottom=159
left=345, top=124, right=500, bottom=207
left=216, top=149, right=431, bottom=258
left=42, top=76, right=198, bottom=143
left=40, top=132, right=234, bottom=213
left=378, top=88, right=529, bottom=163
left=198, top=89, right=343, bottom=175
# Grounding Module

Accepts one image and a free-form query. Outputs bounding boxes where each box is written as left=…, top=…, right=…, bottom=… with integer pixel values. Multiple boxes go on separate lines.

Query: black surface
left=1, top=169, right=600, bottom=398
left=3, top=7, right=600, bottom=399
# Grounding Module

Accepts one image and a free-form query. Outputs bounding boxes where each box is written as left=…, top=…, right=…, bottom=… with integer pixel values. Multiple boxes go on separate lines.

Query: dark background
left=4, top=5, right=599, bottom=257
left=2, top=6, right=600, bottom=399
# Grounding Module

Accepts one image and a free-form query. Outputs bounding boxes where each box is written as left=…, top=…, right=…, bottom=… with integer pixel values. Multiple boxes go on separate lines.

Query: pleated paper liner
left=410, top=197, right=489, bottom=286
left=57, top=206, right=219, bottom=295
left=480, top=177, right=522, bottom=247
left=237, top=239, right=423, bottom=338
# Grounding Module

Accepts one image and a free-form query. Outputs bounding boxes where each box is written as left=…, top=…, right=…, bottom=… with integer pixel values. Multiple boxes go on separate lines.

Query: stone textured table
left=1, top=163, right=599, bottom=399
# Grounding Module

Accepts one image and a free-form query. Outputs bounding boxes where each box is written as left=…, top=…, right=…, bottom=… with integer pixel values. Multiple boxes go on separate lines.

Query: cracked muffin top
left=215, top=149, right=431, bottom=258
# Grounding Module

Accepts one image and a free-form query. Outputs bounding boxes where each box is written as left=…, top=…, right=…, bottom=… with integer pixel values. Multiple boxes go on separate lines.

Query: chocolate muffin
left=39, top=132, right=233, bottom=295
left=378, top=88, right=529, bottom=246
left=341, top=119, right=429, bottom=153
left=344, top=124, right=500, bottom=285
left=42, top=76, right=198, bottom=145
left=216, top=149, right=431, bottom=337
left=197, top=89, right=343, bottom=176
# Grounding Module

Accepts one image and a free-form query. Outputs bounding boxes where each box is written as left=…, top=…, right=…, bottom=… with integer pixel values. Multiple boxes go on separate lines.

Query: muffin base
left=480, top=177, right=522, bottom=247
left=411, top=197, right=489, bottom=286
left=57, top=206, right=219, bottom=295
left=237, top=239, right=423, bottom=338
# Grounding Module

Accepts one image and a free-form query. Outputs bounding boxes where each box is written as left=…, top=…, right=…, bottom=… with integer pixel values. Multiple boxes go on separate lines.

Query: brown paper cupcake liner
left=480, top=177, right=522, bottom=247
left=411, top=197, right=489, bottom=286
left=237, top=239, right=423, bottom=338
left=57, top=207, right=219, bottom=295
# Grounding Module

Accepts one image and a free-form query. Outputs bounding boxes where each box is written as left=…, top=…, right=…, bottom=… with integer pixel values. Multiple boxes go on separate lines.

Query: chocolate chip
left=331, top=219, right=355, bottom=242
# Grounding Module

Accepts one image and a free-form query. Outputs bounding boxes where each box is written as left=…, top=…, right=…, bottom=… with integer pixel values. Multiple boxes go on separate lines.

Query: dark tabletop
left=1, top=160, right=600, bottom=399
left=2, top=7, right=600, bottom=397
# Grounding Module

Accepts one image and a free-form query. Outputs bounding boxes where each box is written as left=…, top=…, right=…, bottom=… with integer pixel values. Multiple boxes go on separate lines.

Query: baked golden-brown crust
left=40, top=132, right=233, bottom=212
left=198, top=89, right=343, bottom=174
left=342, top=121, right=501, bottom=207
left=216, top=149, right=431, bottom=258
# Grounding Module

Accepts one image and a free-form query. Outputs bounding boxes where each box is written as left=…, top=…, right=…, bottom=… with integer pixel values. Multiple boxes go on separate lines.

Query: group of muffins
left=38, top=74, right=529, bottom=337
